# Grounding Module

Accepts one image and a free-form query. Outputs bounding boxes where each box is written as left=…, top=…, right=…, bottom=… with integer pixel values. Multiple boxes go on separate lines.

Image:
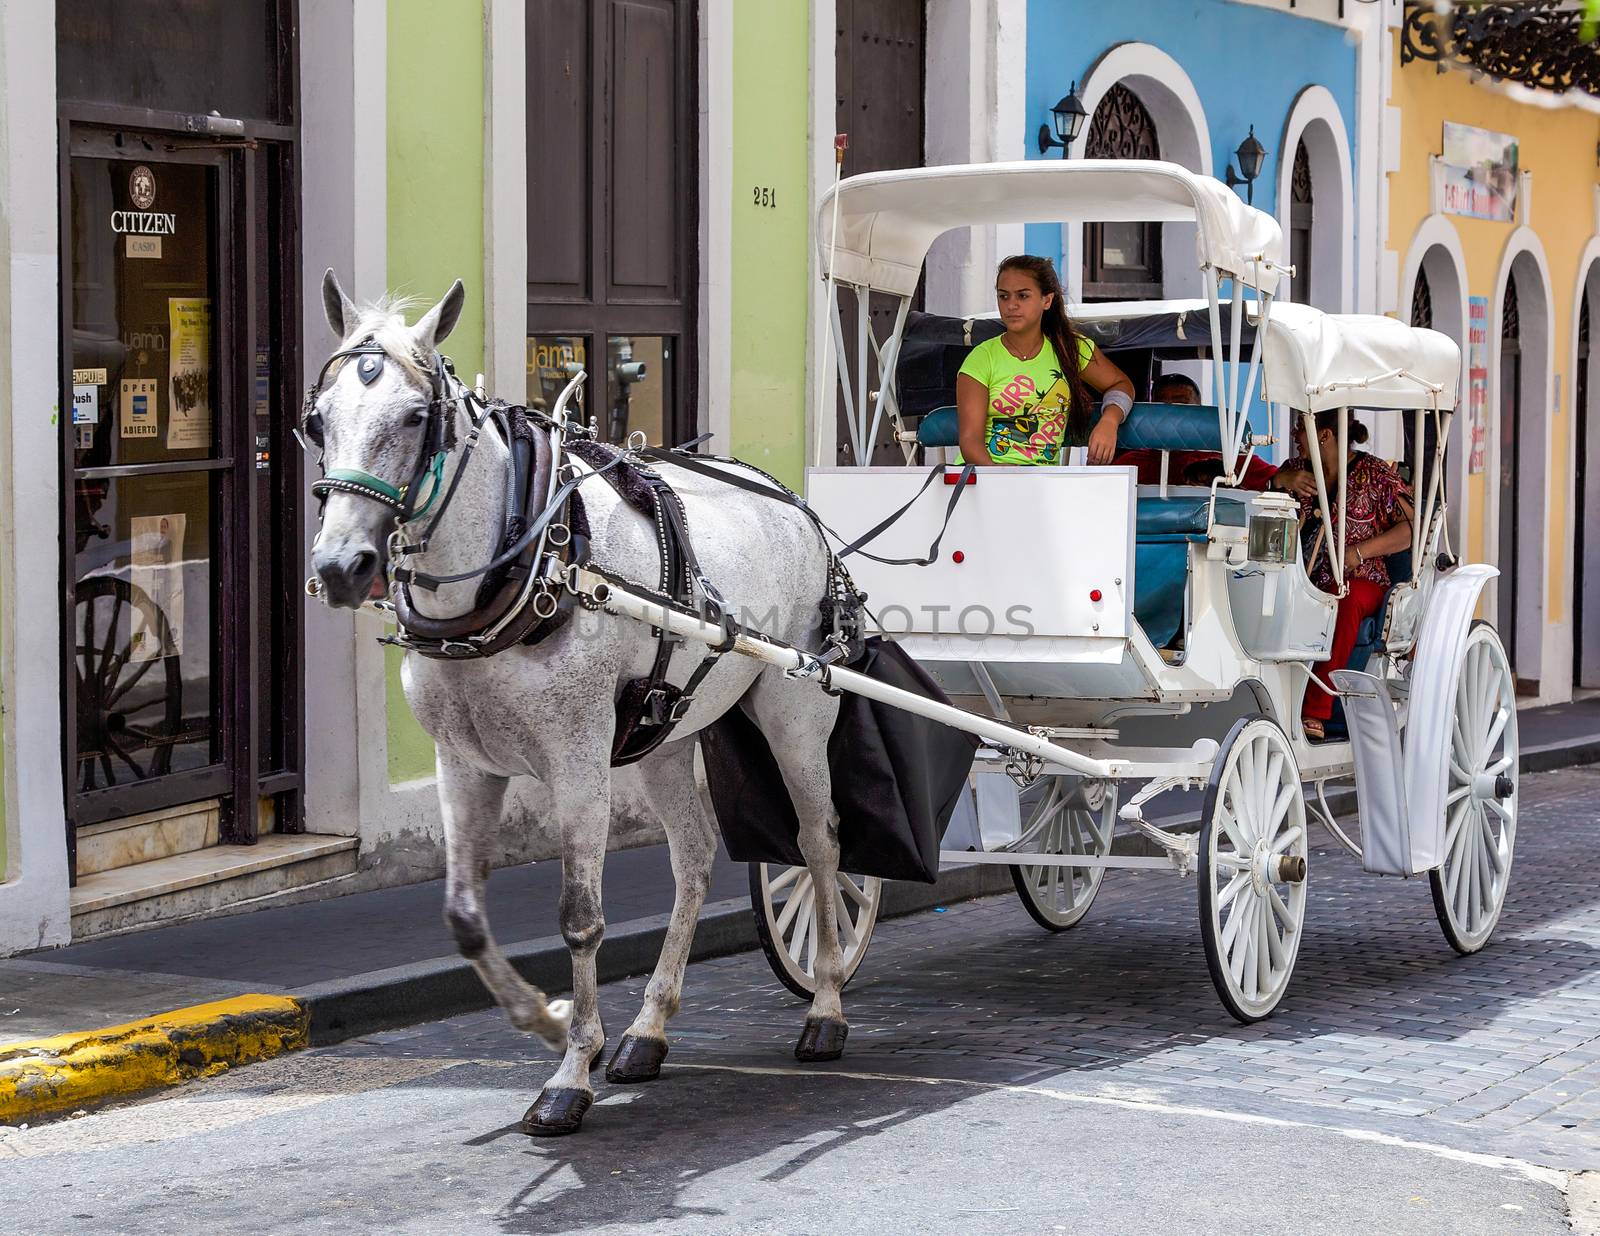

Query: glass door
left=60, top=129, right=298, bottom=869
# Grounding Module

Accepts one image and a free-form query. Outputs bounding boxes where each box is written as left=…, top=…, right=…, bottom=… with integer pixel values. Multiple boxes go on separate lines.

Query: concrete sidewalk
left=3, top=693, right=1597, bottom=1123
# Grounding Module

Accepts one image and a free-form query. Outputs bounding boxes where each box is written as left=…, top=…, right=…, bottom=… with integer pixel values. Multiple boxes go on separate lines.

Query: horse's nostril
left=348, top=549, right=378, bottom=578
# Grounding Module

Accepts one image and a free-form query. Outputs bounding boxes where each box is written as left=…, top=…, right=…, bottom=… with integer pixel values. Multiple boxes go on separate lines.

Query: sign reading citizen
left=111, top=211, right=177, bottom=236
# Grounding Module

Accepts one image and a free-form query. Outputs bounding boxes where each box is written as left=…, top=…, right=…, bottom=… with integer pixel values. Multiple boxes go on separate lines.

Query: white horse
left=307, top=273, right=850, bottom=1135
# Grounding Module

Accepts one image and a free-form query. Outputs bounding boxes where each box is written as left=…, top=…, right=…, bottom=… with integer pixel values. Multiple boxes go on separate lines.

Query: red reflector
left=952, top=551, right=965, bottom=564
left=1089, top=589, right=1103, bottom=602
left=943, top=471, right=976, bottom=485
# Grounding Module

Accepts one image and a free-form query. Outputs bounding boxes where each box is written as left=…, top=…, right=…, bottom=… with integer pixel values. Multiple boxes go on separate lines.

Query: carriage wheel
left=1430, top=622, right=1518, bottom=954
left=749, top=864, right=882, bottom=1000
left=74, top=575, right=182, bottom=792
left=1198, top=716, right=1309, bottom=1024
left=1010, top=781, right=1111, bottom=931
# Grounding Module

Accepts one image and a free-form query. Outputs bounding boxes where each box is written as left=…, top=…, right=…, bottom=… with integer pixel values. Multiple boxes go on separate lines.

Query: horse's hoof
left=520, top=1088, right=593, bottom=1137
left=605, top=1034, right=669, bottom=1084
left=794, top=1016, right=848, bottom=1063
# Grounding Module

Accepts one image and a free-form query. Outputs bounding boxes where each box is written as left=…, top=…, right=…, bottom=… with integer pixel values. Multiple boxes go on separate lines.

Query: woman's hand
left=1273, top=467, right=1318, bottom=499
left=1343, top=544, right=1365, bottom=574
left=1086, top=411, right=1121, bottom=465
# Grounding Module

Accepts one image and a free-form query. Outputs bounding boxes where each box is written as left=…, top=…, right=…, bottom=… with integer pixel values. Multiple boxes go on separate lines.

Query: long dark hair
left=997, top=255, right=1091, bottom=445
left=1310, top=409, right=1370, bottom=445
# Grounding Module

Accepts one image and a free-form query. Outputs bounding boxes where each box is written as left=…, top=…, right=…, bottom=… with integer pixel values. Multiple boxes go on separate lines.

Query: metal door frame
left=57, top=114, right=303, bottom=878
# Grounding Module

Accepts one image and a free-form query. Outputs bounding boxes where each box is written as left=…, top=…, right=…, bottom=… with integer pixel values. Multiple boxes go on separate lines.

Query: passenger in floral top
left=1268, top=411, right=1414, bottom=740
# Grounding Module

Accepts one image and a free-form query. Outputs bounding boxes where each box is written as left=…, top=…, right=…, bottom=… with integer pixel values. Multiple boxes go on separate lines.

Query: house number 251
left=752, top=186, right=777, bottom=208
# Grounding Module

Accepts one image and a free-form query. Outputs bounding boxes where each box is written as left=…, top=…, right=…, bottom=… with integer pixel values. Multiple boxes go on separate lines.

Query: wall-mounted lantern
left=1037, top=84, right=1088, bottom=158
left=1224, top=126, right=1268, bottom=205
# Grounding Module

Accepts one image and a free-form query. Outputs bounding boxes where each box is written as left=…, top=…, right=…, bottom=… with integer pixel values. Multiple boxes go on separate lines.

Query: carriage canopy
left=816, top=160, right=1287, bottom=297
left=1261, top=303, right=1461, bottom=414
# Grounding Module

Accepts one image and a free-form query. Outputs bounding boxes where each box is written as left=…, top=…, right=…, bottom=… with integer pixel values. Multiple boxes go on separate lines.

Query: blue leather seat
left=916, top=400, right=1228, bottom=453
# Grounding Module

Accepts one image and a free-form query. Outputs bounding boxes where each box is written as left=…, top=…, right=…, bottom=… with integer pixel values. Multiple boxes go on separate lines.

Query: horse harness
left=301, top=342, right=865, bottom=767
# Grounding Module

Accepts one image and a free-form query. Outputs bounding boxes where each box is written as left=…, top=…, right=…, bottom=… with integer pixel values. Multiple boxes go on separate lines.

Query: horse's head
left=306, top=270, right=465, bottom=608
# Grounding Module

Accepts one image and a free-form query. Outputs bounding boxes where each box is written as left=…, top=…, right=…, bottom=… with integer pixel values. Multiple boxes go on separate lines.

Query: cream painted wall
left=1386, top=44, right=1600, bottom=694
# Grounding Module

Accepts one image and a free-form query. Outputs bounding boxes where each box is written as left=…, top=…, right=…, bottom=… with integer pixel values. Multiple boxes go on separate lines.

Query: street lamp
left=1224, top=126, right=1268, bottom=205
left=1037, top=85, right=1088, bottom=158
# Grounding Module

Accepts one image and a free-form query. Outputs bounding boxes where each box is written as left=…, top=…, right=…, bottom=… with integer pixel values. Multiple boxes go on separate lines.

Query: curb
left=0, top=996, right=308, bottom=1125
left=297, top=862, right=1013, bottom=1046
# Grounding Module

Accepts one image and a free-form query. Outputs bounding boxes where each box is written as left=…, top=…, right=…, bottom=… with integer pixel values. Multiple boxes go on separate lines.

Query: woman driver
left=955, top=256, right=1136, bottom=466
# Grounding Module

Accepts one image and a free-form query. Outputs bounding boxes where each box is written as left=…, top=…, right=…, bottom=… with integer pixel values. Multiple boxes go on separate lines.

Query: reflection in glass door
left=69, top=154, right=222, bottom=800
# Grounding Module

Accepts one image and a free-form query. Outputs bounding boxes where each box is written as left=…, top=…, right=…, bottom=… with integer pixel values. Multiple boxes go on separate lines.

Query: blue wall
left=1023, top=0, right=1358, bottom=271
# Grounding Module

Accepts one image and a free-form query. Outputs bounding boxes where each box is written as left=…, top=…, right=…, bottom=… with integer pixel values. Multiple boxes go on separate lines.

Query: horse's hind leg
left=606, top=739, right=718, bottom=1084
left=522, top=750, right=612, bottom=1137
left=744, top=674, right=850, bottom=1062
left=438, top=752, right=572, bottom=1049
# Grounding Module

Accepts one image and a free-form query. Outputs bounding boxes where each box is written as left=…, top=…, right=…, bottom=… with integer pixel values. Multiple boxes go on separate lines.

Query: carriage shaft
left=575, top=570, right=1115, bottom=779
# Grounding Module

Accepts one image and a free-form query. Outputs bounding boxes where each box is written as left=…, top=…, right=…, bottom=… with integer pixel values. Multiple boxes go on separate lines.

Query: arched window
left=1498, top=277, right=1522, bottom=664
left=1288, top=141, right=1313, bottom=304
left=1403, top=267, right=1434, bottom=483
left=1577, top=292, right=1592, bottom=686
left=1083, top=83, right=1162, bottom=300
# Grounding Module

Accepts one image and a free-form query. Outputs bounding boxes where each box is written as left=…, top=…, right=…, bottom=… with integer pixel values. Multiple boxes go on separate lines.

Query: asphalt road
left=8, top=763, right=1600, bottom=1233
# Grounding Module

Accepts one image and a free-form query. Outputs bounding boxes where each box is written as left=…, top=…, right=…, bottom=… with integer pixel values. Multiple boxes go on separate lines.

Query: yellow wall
left=1388, top=45, right=1600, bottom=625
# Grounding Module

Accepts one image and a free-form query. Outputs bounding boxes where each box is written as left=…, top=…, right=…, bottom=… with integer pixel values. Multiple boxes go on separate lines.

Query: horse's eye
left=404, top=409, right=427, bottom=429
left=303, top=411, right=324, bottom=447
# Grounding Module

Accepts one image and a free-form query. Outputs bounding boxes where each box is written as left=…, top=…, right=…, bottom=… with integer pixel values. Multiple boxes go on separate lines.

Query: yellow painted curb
left=0, top=995, right=309, bottom=1123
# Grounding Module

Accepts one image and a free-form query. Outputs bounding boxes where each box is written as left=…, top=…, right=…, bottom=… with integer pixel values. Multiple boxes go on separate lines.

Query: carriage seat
left=915, top=400, right=1229, bottom=454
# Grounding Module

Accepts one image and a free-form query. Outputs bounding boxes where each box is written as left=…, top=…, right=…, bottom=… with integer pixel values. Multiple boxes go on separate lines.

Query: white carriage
left=729, top=160, right=1518, bottom=1022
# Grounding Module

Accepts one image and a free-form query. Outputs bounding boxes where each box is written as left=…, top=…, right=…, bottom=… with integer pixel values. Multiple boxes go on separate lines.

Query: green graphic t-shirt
left=957, top=333, right=1096, bottom=465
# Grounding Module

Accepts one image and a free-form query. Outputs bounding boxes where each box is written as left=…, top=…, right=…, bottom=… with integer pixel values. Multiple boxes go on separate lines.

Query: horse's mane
left=338, top=295, right=430, bottom=389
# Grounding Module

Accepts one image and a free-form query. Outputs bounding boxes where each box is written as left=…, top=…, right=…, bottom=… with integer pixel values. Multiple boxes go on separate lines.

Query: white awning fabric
left=1261, top=303, right=1461, bottom=413
left=816, top=160, right=1286, bottom=297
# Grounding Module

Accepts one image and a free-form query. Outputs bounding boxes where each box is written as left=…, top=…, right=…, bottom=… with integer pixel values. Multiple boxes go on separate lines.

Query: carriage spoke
left=834, top=887, right=858, bottom=950
left=838, top=873, right=871, bottom=907
left=767, top=865, right=803, bottom=895
left=1218, top=803, right=1250, bottom=856
left=1480, top=815, right=1506, bottom=877
left=1483, top=754, right=1513, bottom=778
left=1479, top=706, right=1510, bottom=765
left=776, top=874, right=812, bottom=935
left=1266, top=782, right=1297, bottom=837
left=1267, top=884, right=1297, bottom=931
left=1216, top=872, right=1249, bottom=911
left=1262, top=901, right=1288, bottom=969
left=1485, top=797, right=1515, bottom=823
left=1270, top=823, right=1304, bottom=857
left=787, top=894, right=815, bottom=965
left=1255, top=904, right=1273, bottom=995
left=1228, top=899, right=1253, bottom=987
left=1446, top=783, right=1472, bottom=806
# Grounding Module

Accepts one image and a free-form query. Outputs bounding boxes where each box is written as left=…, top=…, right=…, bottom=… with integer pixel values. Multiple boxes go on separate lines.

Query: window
left=1083, top=84, right=1162, bottom=300
left=1288, top=141, right=1313, bottom=304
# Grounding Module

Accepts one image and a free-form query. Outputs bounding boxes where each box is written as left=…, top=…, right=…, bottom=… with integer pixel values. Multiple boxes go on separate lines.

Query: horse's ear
left=413, top=279, right=466, bottom=352
left=322, top=268, right=358, bottom=339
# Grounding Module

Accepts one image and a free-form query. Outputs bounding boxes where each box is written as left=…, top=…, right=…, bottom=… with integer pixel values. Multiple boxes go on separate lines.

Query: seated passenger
left=1270, top=412, right=1414, bottom=740
left=956, top=255, right=1136, bottom=466
left=1111, top=373, right=1277, bottom=490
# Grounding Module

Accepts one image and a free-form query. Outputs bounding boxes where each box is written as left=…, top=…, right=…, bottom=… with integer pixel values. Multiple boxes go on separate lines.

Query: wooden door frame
left=57, top=114, right=303, bottom=876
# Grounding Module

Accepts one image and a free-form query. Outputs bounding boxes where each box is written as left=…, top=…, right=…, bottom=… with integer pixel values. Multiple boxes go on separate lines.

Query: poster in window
left=129, top=513, right=185, bottom=662
left=1467, top=295, right=1489, bottom=475
left=166, top=297, right=212, bottom=450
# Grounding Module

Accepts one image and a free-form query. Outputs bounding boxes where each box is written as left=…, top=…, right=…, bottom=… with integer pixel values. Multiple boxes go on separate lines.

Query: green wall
left=729, top=1, right=812, bottom=489
left=384, top=0, right=485, bottom=784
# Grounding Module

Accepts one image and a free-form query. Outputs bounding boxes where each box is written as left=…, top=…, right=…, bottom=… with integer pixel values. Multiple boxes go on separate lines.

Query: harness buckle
left=439, top=640, right=478, bottom=658
left=643, top=687, right=691, bottom=726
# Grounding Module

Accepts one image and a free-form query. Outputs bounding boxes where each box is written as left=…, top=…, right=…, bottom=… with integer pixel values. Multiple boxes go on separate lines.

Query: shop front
left=0, top=0, right=336, bottom=946
left=1389, top=3, right=1600, bottom=702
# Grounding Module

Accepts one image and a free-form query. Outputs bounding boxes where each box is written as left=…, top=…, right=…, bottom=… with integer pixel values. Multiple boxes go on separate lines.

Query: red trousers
left=1304, top=577, right=1387, bottom=723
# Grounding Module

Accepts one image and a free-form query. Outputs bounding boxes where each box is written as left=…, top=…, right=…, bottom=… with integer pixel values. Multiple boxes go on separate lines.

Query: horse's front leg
left=522, top=751, right=612, bottom=1136
left=746, top=679, right=850, bottom=1062
left=606, top=739, right=718, bottom=1083
left=438, top=751, right=572, bottom=1049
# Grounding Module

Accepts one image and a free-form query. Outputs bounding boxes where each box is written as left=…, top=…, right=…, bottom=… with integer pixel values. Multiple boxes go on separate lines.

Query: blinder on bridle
left=298, top=336, right=457, bottom=524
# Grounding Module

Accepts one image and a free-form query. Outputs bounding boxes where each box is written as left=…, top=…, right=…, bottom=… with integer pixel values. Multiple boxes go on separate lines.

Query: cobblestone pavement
left=345, top=764, right=1600, bottom=1172
left=4, top=766, right=1599, bottom=1233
